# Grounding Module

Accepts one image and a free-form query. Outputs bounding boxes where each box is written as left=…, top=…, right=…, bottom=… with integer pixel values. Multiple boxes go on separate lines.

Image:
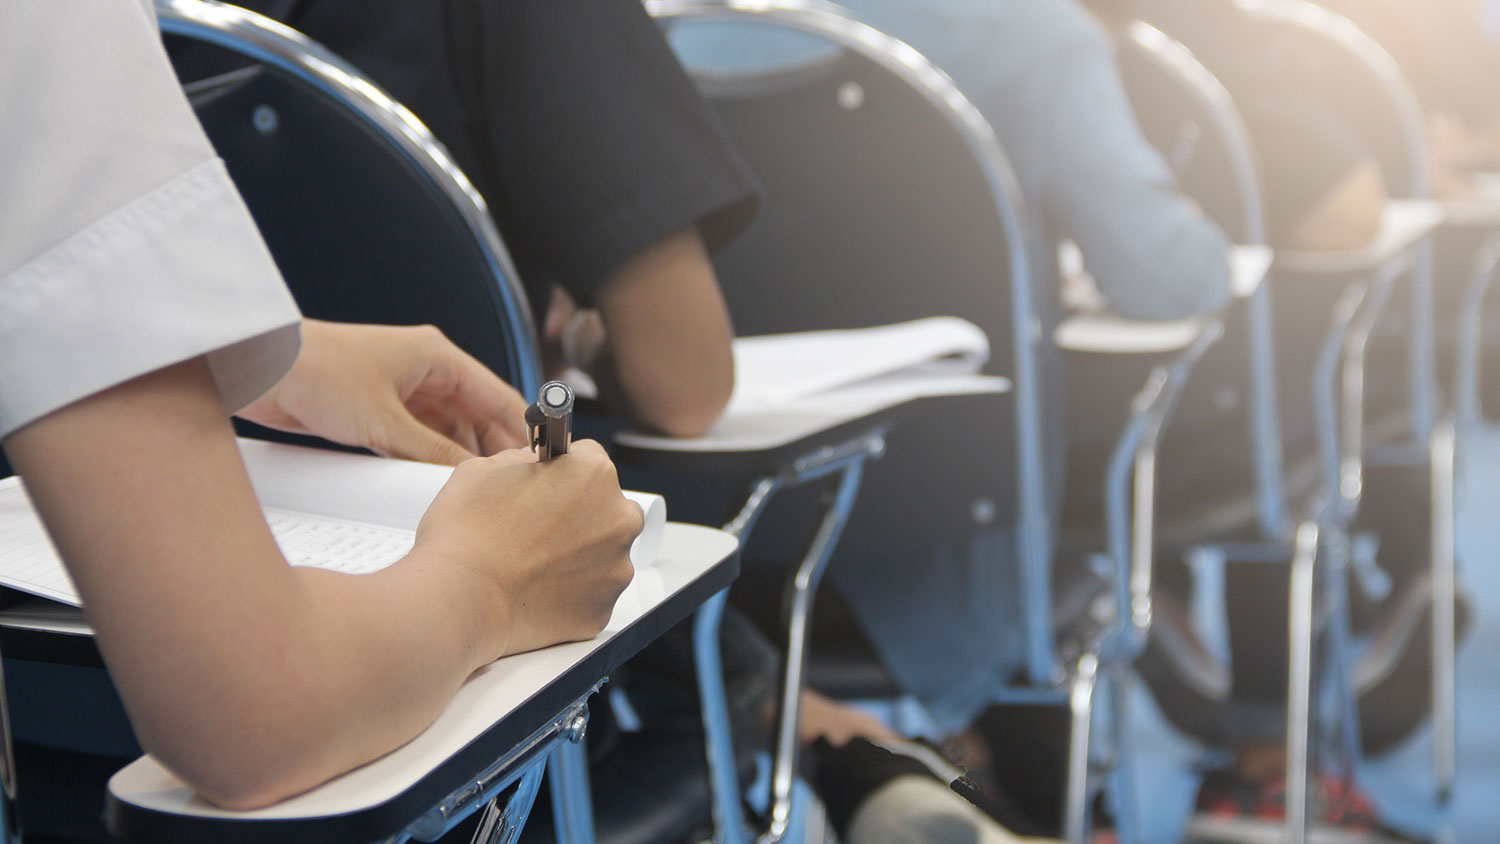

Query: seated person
left=4, top=0, right=640, bottom=830
left=669, top=3, right=1234, bottom=832
left=1084, top=4, right=1429, bottom=842
left=665, top=0, right=1233, bottom=738
left=219, top=0, right=748, bottom=439
left=1314, top=0, right=1500, bottom=197
left=1241, top=97, right=1389, bottom=252
left=825, top=0, right=1235, bottom=321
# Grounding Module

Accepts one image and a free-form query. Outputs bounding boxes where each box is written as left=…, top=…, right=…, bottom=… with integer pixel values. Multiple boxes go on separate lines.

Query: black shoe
left=806, top=737, right=1047, bottom=839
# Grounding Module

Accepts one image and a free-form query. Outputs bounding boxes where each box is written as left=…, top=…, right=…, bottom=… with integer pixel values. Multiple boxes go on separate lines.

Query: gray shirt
left=670, top=0, right=1232, bottom=320
left=840, top=0, right=1233, bottom=320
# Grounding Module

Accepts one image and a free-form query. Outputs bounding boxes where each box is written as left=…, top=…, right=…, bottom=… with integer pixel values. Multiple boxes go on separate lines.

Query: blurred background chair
left=1115, top=2, right=1461, bottom=838
left=653, top=3, right=1229, bottom=842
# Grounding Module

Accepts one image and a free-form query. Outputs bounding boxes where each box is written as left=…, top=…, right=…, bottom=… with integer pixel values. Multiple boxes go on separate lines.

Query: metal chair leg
left=1106, top=666, right=1141, bottom=844
left=1064, top=654, right=1099, bottom=844
left=1431, top=419, right=1458, bottom=802
left=763, top=459, right=868, bottom=844
left=549, top=720, right=596, bottom=844
left=1455, top=236, right=1500, bottom=425
left=692, top=590, right=752, bottom=844
left=0, top=650, right=16, bottom=844
left=1325, top=537, right=1362, bottom=783
left=1285, top=522, right=1320, bottom=844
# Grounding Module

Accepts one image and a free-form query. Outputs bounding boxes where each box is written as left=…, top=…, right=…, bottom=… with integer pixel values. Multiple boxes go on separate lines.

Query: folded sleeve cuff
left=0, top=159, right=302, bottom=438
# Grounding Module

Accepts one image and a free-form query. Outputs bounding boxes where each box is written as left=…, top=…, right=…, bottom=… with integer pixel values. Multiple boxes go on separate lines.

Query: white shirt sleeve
left=0, top=1, right=302, bottom=439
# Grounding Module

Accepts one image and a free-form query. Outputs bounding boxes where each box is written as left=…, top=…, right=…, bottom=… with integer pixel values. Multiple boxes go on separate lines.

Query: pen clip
left=524, top=403, right=548, bottom=456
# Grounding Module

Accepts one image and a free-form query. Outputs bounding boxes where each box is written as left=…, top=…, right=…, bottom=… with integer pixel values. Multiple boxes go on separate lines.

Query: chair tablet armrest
left=1274, top=200, right=1446, bottom=275
left=1055, top=313, right=1210, bottom=355
left=1231, top=244, right=1273, bottom=298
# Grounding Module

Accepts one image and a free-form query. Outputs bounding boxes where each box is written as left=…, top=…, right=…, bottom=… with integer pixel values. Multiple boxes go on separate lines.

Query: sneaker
left=806, top=737, right=1047, bottom=840
left=1185, top=767, right=1427, bottom=844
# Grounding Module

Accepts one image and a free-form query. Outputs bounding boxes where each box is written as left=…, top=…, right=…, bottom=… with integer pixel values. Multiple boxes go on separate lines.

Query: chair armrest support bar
left=1284, top=521, right=1321, bottom=844
left=1313, top=284, right=1369, bottom=522
left=1103, top=322, right=1223, bottom=656
left=1457, top=236, right=1500, bottom=424
left=1339, top=257, right=1410, bottom=512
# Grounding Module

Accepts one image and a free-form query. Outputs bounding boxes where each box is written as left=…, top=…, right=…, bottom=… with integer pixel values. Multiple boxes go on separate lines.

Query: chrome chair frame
left=1457, top=235, right=1500, bottom=425
left=157, top=0, right=542, bottom=401
left=1122, top=21, right=1290, bottom=540
left=1065, top=322, right=1225, bottom=844
left=1238, top=0, right=1437, bottom=439
left=649, top=3, right=1062, bottom=842
left=691, top=433, right=888, bottom=844
left=647, top=0, right=1057, bottom=687
left=1068, top=23, right=1305, bottom=843
left=651, top=6, right=1230, bottom=843
left=1236, top=0, right=1459, bottom=818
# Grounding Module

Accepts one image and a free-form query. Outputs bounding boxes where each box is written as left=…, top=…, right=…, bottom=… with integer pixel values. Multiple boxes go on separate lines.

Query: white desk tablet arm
left=1053, top=243, right=1268, bottom=359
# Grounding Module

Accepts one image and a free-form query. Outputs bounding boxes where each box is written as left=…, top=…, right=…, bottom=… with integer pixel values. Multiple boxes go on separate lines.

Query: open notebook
left=567, top=316, right=994, bottom=413
left=0, top=439, right=667, bottom=609
left=725, top=316, right=991, bottom=412
left=611, top=317, right=1007, bottom=452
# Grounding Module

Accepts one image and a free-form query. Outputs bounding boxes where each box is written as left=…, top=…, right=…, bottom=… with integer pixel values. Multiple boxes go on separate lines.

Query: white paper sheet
left=0, top=441, right=668, bottom=608
left=725, top=316, right=989, bottom=413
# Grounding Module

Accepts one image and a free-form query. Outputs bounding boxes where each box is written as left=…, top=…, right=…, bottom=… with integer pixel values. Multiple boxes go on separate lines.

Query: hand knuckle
left=624, top=502, right=645, bottom=534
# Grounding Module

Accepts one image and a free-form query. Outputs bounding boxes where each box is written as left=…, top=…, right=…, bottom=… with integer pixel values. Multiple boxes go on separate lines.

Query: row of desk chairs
left=1111, top=8, right=1471, bottom=844
left=0, top=1, right=1476, bottom=843
left=655, top=3, right=1470, bottom=844
left=168, top=1, right=1478, bottom=842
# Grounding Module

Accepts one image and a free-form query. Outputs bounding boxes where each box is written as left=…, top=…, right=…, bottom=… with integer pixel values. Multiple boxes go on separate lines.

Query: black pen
left=525, top=381, right=574, bottom=461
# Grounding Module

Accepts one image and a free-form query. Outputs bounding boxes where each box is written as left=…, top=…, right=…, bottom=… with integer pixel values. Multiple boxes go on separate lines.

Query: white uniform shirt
left=0, top=1, right=302, bottom=439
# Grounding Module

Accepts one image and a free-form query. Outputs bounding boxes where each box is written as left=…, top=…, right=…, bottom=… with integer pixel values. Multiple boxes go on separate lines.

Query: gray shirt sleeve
left=850, top=0, right=1233, bottom=321
left=1008, top=39, right=1233, bottom=321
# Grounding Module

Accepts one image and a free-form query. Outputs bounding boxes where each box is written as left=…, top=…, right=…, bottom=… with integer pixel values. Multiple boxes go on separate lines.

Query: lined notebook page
left=0, top=481, right=417, bottom=607
left=263, top=508, right=413, bottom=574
left=0, top=441, right=667, bottom=608
left=237, top=440, right=665, bottom=568
left=726, top=317, right=988, bottom=413
left=0, top=480, right=78, bottom=605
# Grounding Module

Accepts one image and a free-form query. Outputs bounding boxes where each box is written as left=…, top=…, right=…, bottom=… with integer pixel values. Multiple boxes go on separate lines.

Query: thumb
left=374, top=410, right=478, bottom=466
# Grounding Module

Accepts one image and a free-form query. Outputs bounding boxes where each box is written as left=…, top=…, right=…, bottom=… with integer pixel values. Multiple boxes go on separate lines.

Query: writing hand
left=413, top=439, right=643, bottom=657
left=239, top=320, right=530, bottom=465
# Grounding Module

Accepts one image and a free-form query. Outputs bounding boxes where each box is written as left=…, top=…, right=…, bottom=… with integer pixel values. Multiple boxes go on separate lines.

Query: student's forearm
left=135, top=559, right=503, bottom=809
left=5, top=360, right=500, bottom=808
left=564, top=315, right=684, bottom=435
left=585, top=227, right=735, bottom=437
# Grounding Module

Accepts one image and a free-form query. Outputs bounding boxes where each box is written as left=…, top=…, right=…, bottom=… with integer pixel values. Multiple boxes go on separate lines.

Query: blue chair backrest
left=656, top=2, right=1059, bottom=681
left=161, top=2, right=541, bottom=418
